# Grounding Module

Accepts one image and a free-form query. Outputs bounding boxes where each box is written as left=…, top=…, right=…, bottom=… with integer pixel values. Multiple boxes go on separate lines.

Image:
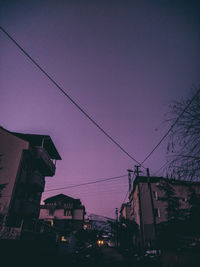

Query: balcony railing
left=32, top=146, right=56, bottom=176
left=29, top=171, right=45, bottom=192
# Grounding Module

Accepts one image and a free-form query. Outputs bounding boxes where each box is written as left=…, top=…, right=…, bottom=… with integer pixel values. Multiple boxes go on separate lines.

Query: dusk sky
left=1, top=0, right=200, bottom=218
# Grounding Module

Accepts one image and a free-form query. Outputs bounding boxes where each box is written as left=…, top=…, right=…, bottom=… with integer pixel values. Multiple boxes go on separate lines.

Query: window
left=154, top=208, right=161, bottom=218
left=153, top=191, right=158, bottom=200
left=64, top=209, right=72, bottom=216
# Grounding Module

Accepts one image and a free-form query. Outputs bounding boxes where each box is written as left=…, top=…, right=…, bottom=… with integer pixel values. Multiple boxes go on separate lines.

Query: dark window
left=64, top=209, right=72, bottom=216
left=154, top=208, right=160, bottom=218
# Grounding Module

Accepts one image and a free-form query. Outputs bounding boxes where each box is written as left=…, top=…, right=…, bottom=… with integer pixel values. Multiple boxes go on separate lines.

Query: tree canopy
left=166, top=88, right=200, bottom=180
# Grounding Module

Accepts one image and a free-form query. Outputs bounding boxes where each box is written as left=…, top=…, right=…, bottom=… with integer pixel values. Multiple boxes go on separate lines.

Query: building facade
left=0, top=127, right=61, bottom=239
left=39, top=194, right=85, bottom=234
left=120, top=202, right=132, bottom=221
left=129, top=176, right=200, bottom=248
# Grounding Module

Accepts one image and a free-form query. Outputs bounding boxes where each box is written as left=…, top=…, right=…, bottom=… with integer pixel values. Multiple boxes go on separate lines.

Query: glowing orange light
left=61, top=236, right=67, bottom=242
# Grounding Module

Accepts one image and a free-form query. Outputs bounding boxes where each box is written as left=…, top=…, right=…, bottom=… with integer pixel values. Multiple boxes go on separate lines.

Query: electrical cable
left=140, top=88, right=200, bottom=166
left=0, top=25, right=142, bottom=166
left=44, top=174, right=127, bottom=192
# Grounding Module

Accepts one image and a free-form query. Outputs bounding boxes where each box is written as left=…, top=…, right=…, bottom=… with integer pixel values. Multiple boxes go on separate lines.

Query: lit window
left=61, top=236, right=67, bottom=242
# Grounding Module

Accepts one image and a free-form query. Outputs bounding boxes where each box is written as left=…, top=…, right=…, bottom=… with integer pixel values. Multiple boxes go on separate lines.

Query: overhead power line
left=141, top=88, right=200, bottom=166
left=0, top=25, right=142, bottom=166
left=44, top=174, right=127, bottom=192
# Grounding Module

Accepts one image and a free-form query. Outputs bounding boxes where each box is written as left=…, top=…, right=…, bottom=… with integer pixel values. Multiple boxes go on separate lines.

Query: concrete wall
left=73, top=209, right=83, bottom=220
left=0, top=128, right=29, bottom=220
left=39, top=208, right=72, bottom=220
left=130, top=185, right=140, bottom=225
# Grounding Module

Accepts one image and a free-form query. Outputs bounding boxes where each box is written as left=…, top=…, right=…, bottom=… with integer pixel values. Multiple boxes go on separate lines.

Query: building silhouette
left=0, top=127, right=61, bottom=239
left=40, top=194, right=85, bottom=234
left=129, top=176, right=200, bottom=248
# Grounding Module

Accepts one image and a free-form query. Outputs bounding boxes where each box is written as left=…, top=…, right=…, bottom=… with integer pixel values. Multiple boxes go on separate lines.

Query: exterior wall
left=40, top=208, right=83, bottom=220
left=73, top=209, right=84, bottom=220
left=39, top=208, right=72, bottom=220
left=140, top=182, right=155, bottom=241
left=120, top=203, right=131, bottom=221
left=151, top=182, right=168, bottom=224
left=121, top=207, right=126, bottom=218
left=130, top=185, right=140, bottom=225
left=0, top=128, right=29, bottom=223
left=39, top=208, right=49, bottom=219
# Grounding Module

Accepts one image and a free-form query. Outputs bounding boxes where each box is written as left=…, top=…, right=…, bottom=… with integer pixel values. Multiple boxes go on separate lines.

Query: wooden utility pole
left=135, top=165, right=145, bottom=252
left=115, top=208, right=119, bottom=247
left=147, top=168, right=158, bottom=255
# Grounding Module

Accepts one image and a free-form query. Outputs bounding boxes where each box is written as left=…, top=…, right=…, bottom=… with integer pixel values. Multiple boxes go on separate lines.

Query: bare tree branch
left=166, top=87, right=200, bottom=180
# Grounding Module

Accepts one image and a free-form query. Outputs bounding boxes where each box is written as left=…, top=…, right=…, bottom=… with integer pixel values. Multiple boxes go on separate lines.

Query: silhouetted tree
left=166, top=89, right=200, bottom=180
left=157, top=181, right=187, bottom=248
left=186, top=187, right=200, bottom=235
left=119, top=218, right=138, bottom=249
left=158, top=181, right=186, bottom=221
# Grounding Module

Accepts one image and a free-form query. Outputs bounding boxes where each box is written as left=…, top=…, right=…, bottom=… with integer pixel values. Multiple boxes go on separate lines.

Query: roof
left=44, top=194, right=80, bottom=204
left=129, top=176, right=200, bottom=197
left=11, top=132, right=61, bottom=160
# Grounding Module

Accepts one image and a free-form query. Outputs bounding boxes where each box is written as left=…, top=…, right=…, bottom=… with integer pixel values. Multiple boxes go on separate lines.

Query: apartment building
left=0, top=127, right=61, bottom=239
left=120, top=202, right=132, bottom=221
left=129, top=176, right=200, bottom=247
left=39, top=194, right=85, bottom=234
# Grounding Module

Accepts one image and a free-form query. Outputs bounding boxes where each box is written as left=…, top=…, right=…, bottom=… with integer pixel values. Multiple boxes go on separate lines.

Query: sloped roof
left=44, top=194, right=80, bottom=204
left=11, top=132, right=61, bottom=160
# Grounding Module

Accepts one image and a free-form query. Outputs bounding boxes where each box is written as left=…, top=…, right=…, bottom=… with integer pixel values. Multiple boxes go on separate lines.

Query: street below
left=63, top=246, right=138, bottom=267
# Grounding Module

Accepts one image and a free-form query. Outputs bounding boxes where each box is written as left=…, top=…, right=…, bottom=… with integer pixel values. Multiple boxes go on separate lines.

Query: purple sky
left=1, top=0, right=200, bottom=218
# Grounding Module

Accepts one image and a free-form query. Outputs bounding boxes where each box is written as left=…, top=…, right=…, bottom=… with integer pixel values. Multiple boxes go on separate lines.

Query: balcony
left=29, top=171, right=45, bottom=192
left=21, top=200, right=40, bottom=217
left=32, top=146, right=56, bottom=176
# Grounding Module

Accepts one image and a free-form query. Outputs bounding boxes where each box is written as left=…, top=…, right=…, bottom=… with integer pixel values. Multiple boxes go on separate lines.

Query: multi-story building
left=39, top=194, right=85, bottom=234
left=0, top=127, right=61, bottom=239
left=129, top=176, right=200, bottom=248
left=120, top=202, right=132, bottom=221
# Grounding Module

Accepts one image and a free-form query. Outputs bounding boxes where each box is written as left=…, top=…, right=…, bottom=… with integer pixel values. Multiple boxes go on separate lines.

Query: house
left=0, top=127, right=61, bottom=239
left=129, top=176, right=200, bottom=248
left=83, top=217, right=92, bottom=231
left=39, top=194, right=85, bottom=234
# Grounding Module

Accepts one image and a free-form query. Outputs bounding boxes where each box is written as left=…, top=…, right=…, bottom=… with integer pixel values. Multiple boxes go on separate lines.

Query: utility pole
left=135, top=165, right=142, bottom=177
left=147, top=168, right=158, bottom=255
left=135, top=165, right=145, bottom=253
left=127, top=169, right=133, bottom=194
left=115, top=208, right=118, bottom=247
